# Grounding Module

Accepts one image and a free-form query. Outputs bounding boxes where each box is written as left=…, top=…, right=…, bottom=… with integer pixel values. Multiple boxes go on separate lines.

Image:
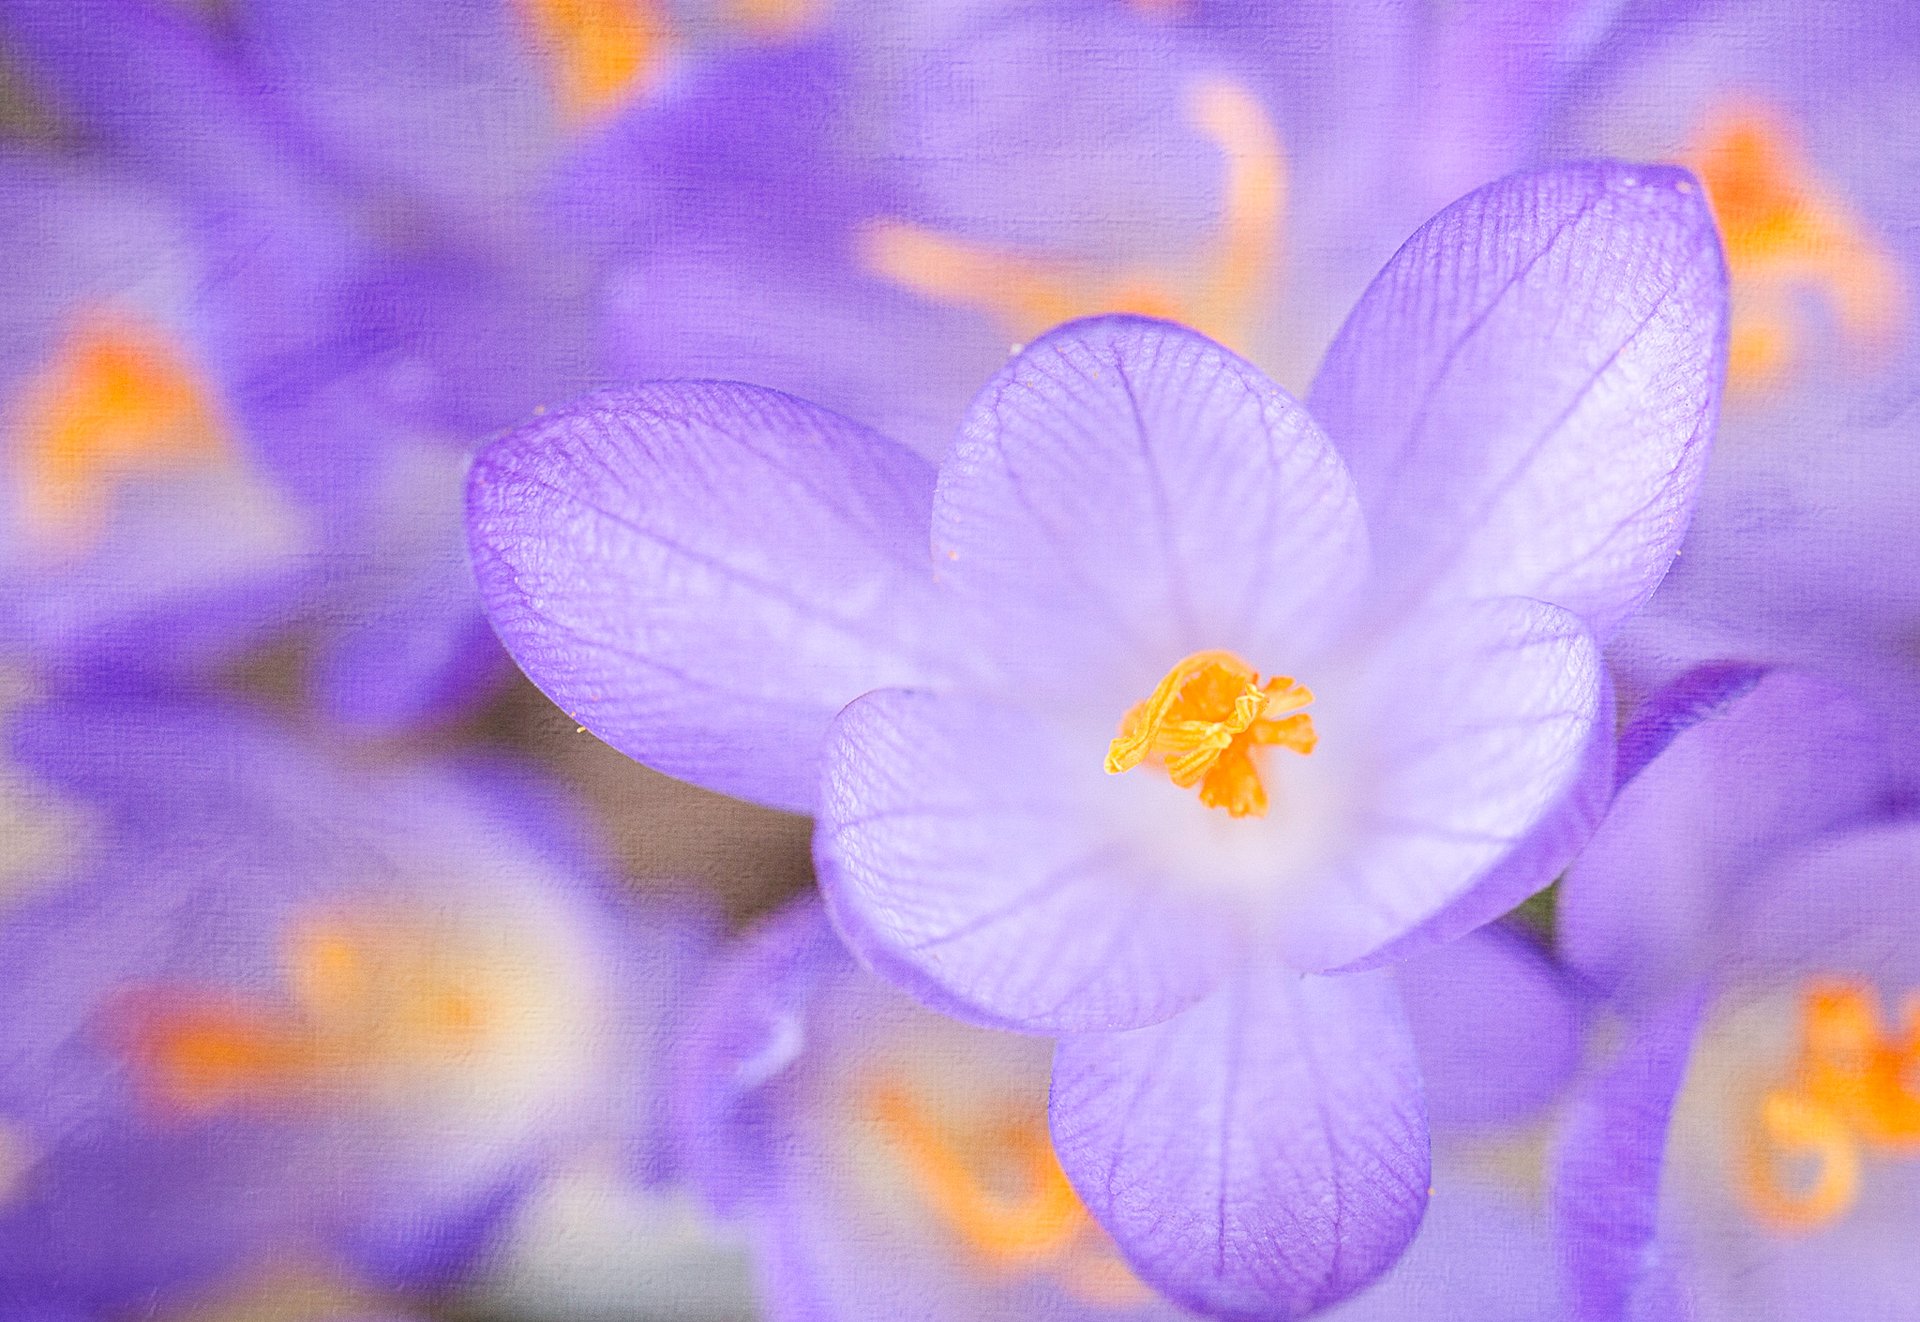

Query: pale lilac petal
left=934, top=316, right=1368, bottom=709
left=468, top=384, right=950, bottom=812
left=1734, top=820, right=1920, bottom=989
left=1551, top=993, right=1706, bottom=1322
left=1274, top=597, right=1602, bottom=972
left=1560, top=669, right=1893, bottom=1000
left=817, top=687, right=1240, bottom=1032
left=1342, top=668, right=1616, bottom=972
left=1307, top=161, right=1727, bottom=639
left=1396, top=925, right=1586, bottom=1130
left=1050, top=963, right=1429, bottom=1321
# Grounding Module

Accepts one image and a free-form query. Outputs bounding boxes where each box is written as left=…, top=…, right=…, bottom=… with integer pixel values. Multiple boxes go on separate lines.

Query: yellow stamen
left=115, top=911, right=499, bottom=1116
left=1742, top=981, right=1920, bottom=1231
left=1689, top=107, right=1904, bottom=392
left=865, top=1079, right=1152, bottom=1304
left=1105, top=650, right=1314, bottom=819
left=11, top=312, right=228, bottom=551
left=858, top=75, right=1284, bottom=351
left=514, top=0, right=672, bottom=124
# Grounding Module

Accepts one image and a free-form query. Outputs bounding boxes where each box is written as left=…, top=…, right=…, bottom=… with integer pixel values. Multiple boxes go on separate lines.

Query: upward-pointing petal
left=467, top=384, right=949, bottom=813
left=935, top=315, right=1368, bottom=711
left=1307, top=161, right=1727, bottom=640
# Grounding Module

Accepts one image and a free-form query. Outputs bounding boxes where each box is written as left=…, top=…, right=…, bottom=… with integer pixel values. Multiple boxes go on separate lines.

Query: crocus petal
left=1340, top=667, right=1616, bottom=972
left=467, top=384, right=950, bottom=813
left=1550, top=992, right=1707, bottom=1322
left=818, top=687, right=1240, bottom=1032
left=1733, top=819, right=1920, bottom=989
left=1274, top=597, right=1602, bottom=973
left=1050, top=963, right=1428, bottom=1321
left=933, top=315, right=1368, bottom=707
left=1307, top=161, right=1727, bottom=639
left=1560, top=668, right=1891, bottom=1001
left=236, top=0, right=562, bottom=219
left=1395, top=924, right=1586, bottom=1130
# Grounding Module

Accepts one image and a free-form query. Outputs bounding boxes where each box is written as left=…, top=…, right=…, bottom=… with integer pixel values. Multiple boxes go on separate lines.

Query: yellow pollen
left=858, top=75, right=1284, bottom=350
left=11, top=312, right=228, bottom=552
left=114, top=910, right=500, bottom=1116
left=1105, top=650, right=1314, bottom=819
left=1741, top=981, right=1920, bottom=1231
left=1689, top=107, right=1905, bottom=392
left=865, top=1079, right=1153, bottom=1305
left=514, top=0, right=672, bottom=124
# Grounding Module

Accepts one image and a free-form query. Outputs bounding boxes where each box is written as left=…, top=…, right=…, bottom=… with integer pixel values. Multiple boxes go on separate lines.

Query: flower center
left=858, top=76, right=1284, bottom=352
left=1741, top=980, right=1920, bottom=1231
left=1688, top=106, right=1904, bottom=393
left=514, top=0, right=674, bottom=123
left=114, top=907, right=509, bottom=1116
left=1104, top=650, right=1315, bottom=819
left=11, top=311, right=228, bottom=553
left=865, top=1079, right=1151, bottom=1306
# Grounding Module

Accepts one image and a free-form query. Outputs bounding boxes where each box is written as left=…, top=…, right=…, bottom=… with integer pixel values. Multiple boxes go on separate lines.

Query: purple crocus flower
left=0, top=697, right=716, bottom=1317
left=1550, top=664, right=1920, bottom=1320
left=0, top=148, right=319, bottom=682
left=471, top=160, right=1727, bottom=1316
left=1551, top=2, right=1920, bottom=718
left=678, top=896, right=1583, bottom=1320
left=561, top=0, right=1615, bottom=458
left=0, top=0, right=658, bottom=728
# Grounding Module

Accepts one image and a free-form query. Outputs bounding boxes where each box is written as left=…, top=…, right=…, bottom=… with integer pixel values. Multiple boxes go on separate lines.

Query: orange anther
left=858, top=76, right=1284, bottom=352
left=514, top=0, right=672, bottom=123
left=12, top=312, right=227, bottom=550
left=1742, top=980, right=1920, bottom=1231
left=1107, top=650, right=1314, bottom=818
left=864, top=1078, right=1147, bottom=1302
left=1690, top=107, right=1904, bottom=391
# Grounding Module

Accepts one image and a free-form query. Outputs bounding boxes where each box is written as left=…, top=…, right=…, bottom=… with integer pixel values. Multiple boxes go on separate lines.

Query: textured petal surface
left=1342, top=668, right=1616, bottom=972
left=818, top=687, right=1241, bottom=1032
left=1551, top=993, right=1705, bottom=1322
left=679, top=898, right=1201, bottom=1320
left=1051, top=963, right=1428, bottom=1322
left=468, top=384, right=950, bottom=813
left=0, top=699, right=690, bottom=1310
left=1560, top=668, right=1892, bottom=1001
left=1396, top=925, right=1586, bottom=1130
left=1307, top=161, right=1727, bottom=639
left=1272, top=597, right=1602, bottom=972
left=1733, top=820, right=1920, bottom=989
left=934, top=316, right=1368, bottom=709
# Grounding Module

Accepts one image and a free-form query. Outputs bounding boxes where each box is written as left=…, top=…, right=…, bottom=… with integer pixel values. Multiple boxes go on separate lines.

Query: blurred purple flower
left=1551, top=665, right=1920, bottom=1320
left=679, top=897, right=1584, bottom=1320
left=559, top=0, right=1614, bottom=457
left=0, top=0, right=699, bottom=727
left=471, top=160, right=1727, bottom=1316
left=0, top=150, right=319, bottom=682
left=1559, top=3, right=1920, bottom=720
left=0, top=698, right=717, bottom=1316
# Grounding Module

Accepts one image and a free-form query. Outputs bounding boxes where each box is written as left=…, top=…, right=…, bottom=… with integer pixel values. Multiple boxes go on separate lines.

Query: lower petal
left=1050, top=962, right=1429, bottom=1321
left=1550, top=991, right=1707, bottom=1322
